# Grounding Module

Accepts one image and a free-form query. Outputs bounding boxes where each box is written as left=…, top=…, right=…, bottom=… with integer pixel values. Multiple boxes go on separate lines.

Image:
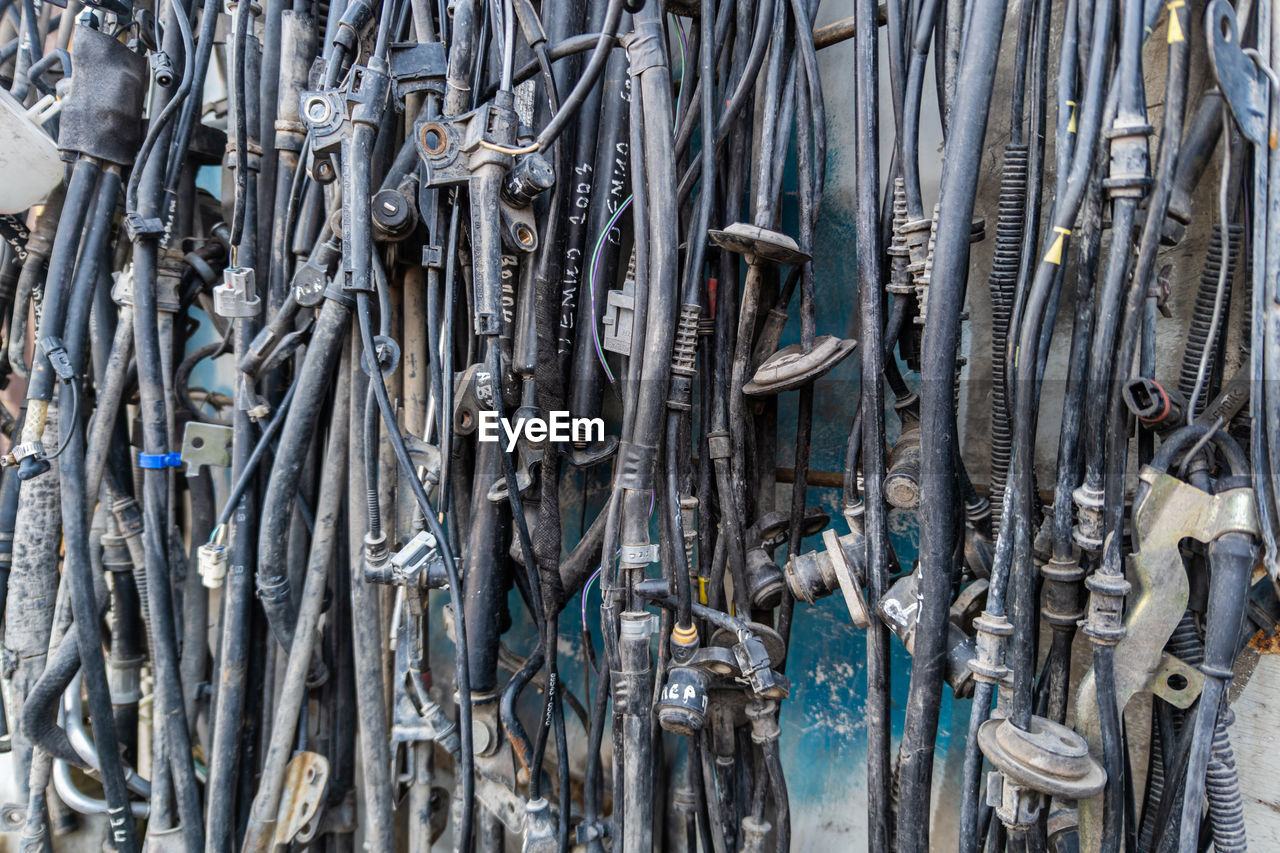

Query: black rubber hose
left=671, top=0, right=779, bottom=202
left=1094, top=23, right=1191, bottom=849
left=671, top=1, right=733, bottom=160
left=1094, top=644, right=1125, bottom=853
left=1144, top=422, right=1248, bottom=479
left=1041, top=170, right=1102, bottom=725
left=762, top=738, right=790, bottom=853
left=255, top=297, right=350, bottom=648
left=581, top=643, right=612, bottom=853
left=483, top=337, right=552, bottom=797
left=499, top=639, right=544, bottom=780
left=534, top=0, right=626, bottom=151
left=1154, top=609, right=1246, bottom=850
left=618, top=1, right=679, bottom=584
left=527, top=36, right=575, bottom=826
left=5, top=192, right=62, bottom=383
left=265, top=10, right=318, bottom=313
left=662, top=0, right=717, bottom=633
left=851, top=0, right=892, bottom=842
left=554, top=0, right=609, bottom=374
left=555, top=494, right=612, bottom=605
left=7, top=0, right=41, bottom=101
left=21, top=156, right=97, bottom=421
left=255, top=0, right=283, bottom=265
left=1010, top=0, right=1055, bottom=397
left=162, top=0, right=221, bottom=196
left=123, top=0, right=194, bottom=220
left=210, top=378, right=297, bottom=532
left=227, top=0, right=252, bottom=245
left=1049, top=165, right=1101, bottom=563
left=242, top=357, right=349, bottom=853
left=205, top=327, right=264, bottom=853
left=775, top=0, right=821, bottom=655
left=132, top=193, right=206, bottom=851
left=901, top=0, right=942, bottom=218
left=1177, top=502, right=1255, bottom=850
left=566, top=23, right=630, bottom=423
left=38, top=162, right=126, bottom=784
left=56, top=169, right=143, bottom=852
left=895, top=1, right=1008, bottom=848
left=1039, top=0, right=1100, bottom=722
left=1166, top=91, right=1226, bottom=229
left=1020, top=0, right=1142, bottom=731
left=343, top=345, right=398, bottom=853
left=713, top=0, right=773, bottom=148
left=21, top=632, right=86, bottom=769
left=1076, top=0, right=1162, bottom=533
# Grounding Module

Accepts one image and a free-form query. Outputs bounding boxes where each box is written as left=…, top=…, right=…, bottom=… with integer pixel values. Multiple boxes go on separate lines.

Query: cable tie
left=137, top=451, right=183, bottom=469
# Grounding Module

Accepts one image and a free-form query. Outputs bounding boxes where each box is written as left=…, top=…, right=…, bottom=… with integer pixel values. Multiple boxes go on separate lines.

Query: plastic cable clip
left=137, top=451, right=183, bottom=469
left=38, top=336, right=74, bottom=380
left=123, top=213, right=165, bottom=241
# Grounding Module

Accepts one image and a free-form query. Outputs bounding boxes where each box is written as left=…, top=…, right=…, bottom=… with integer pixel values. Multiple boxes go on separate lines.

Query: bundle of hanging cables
left=0, top=0, right=1277, bottom=852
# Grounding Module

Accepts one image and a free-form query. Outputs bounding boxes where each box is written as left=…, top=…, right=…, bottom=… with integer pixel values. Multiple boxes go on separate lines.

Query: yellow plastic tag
left=1167, top=1, right=1185, bottom=43
left=1044, top=227, right=1071, bottom=265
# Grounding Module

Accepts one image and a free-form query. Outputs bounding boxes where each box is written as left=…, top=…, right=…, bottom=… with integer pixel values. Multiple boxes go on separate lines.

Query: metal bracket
left=475, top=774, right=527, bottom=835
left=1075, top=468, right=1258, bottom=850
left=1208, top=0, right=1270, bottom=147
left=180, top=422, right=233, bottom=477
left=452, top=364, right=494, bottom=436
left=272, top=752, right=329, bottom=850
left=1149, top=652, right=1205, bottom=709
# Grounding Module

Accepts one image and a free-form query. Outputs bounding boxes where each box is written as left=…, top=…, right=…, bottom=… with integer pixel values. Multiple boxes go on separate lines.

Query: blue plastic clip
left=137, top=452, right=183, bottom=469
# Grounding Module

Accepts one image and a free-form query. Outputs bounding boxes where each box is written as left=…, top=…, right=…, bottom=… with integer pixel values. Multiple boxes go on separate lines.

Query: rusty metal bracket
left=272, top=752, right=330, bottom=851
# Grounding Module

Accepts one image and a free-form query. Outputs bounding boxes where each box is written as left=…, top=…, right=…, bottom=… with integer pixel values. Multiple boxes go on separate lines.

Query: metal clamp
left=619, top=543, right=659, bottom=566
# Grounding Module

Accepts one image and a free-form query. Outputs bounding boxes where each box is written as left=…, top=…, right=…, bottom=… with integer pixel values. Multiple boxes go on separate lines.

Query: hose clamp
left=1, top=441, right=42, bottom=467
